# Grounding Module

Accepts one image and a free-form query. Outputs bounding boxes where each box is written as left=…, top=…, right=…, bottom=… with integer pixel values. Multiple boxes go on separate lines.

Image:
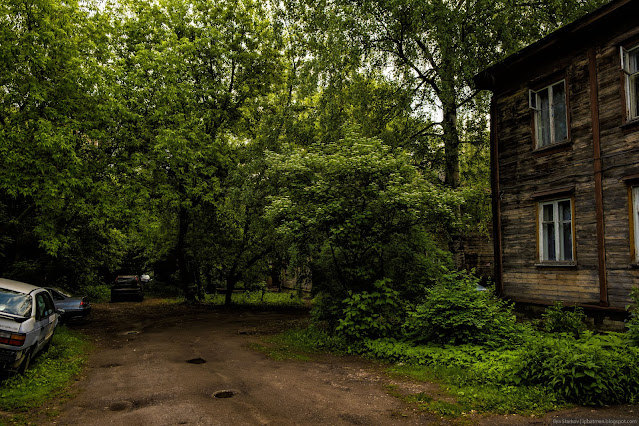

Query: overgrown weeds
left=203, top=291, right=309, bottom=310
left=0, top=327, right=91, bottom=413
left=258, top=272, right=639, bottom=415
left=540, top=301, right=587, bottom=338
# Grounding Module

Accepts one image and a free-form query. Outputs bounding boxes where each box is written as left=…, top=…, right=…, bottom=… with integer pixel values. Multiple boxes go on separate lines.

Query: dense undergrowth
left=0, top=327, right=90, bottom=416
left=203, top=291, right=309, bottom=309
left=266, top=271, right=639, bottom=414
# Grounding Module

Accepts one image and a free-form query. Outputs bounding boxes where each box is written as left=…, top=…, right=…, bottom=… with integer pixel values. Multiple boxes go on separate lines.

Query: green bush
left=515, top=332, right=639, bottom=406
left=541, top=301, right=586, bottom=338
left=402, top=271, right=520, bottom=347
left=626, top=287, right=639, bottom=345
left=335, top=279, right=404, bottom=340
left=358, top=338, right=494, bottom=366
left=77, top=284, right=111, bottom=303
left=310, top=292, right=344, bottom=328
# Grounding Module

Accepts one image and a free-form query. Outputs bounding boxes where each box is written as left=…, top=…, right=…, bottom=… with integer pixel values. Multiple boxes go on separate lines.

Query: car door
left=33, top=291, right=57, bottom=354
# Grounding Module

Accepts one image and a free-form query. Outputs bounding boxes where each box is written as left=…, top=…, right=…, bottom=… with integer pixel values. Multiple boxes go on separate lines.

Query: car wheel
left=110, top=293, right=118, bottom=303
left=18, top=349, right=32, bottom=374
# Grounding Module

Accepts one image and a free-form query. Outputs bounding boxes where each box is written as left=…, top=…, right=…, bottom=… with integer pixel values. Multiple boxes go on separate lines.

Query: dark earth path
left=35, top=300, right=638, bottom=425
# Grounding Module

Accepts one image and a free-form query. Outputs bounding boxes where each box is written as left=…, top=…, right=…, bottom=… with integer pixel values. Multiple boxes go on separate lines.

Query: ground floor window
left=539, top=198, right=574, bottom=262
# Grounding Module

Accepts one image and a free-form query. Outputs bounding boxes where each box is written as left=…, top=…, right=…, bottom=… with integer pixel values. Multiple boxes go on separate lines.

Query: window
left=529, top=80, right=568, bottom=148
left=35, top=292, right=55, bottom=320
left=621, top=45, right=639, bottom=121
left=538, top=198, right=574, bottom=262
left=633, top=186, right=639, bottom=263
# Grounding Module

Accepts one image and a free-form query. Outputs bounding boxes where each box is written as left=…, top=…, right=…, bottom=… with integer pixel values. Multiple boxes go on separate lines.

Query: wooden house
left=474, top=0, right=639, bottom=311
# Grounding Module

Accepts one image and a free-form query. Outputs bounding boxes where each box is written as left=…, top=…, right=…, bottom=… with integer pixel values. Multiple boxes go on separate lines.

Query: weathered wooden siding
left=596, top=40, right=639, bottom=308
left=494, top=22, right=639, bottom=309
left=494, top=47, right=604, bottom=305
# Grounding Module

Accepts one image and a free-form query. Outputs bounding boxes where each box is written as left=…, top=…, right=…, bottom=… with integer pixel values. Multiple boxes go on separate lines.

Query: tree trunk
left=177, top=205, right=197, bottom=302
left=225, top=275, right=237, bottom=306
left=442, top=103, right=460, bottom=189
left=441, top=96, right=463, bottom=268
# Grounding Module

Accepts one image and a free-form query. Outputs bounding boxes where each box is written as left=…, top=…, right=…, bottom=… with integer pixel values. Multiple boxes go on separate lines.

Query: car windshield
left=0, top=288, right=32, bottom=317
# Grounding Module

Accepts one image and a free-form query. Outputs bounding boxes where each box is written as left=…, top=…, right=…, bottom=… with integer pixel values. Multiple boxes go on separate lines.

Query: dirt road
left=45, top=300, right=439, bottom=425
left=41, top=300, right=637, bottom=425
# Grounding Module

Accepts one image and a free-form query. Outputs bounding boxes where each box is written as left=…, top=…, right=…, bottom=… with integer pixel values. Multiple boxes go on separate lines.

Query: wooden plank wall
left=496, top=49, right=601, bottom=305
left=596, top=41, right=639, bottom=308
left=495, top=26, right=639, bottom=309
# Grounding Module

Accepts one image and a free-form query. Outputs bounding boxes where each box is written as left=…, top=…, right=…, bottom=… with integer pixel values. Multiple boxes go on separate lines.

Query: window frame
left=631, top=186, right=639, bottom=264
left=621, top=44, right=639, bottom=123
left=529, top=79, right=569, bottom=149
left=537, top=197, right=576, bottom=264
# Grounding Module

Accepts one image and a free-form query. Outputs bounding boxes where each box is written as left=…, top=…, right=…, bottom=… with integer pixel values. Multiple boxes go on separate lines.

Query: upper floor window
left=538, top=198, right=574, bottom=263
left=529, top=80, right=568, bottom=148
left=621, top=45, right=639, bottom=121
left=632, top=186, right=639, bottom=264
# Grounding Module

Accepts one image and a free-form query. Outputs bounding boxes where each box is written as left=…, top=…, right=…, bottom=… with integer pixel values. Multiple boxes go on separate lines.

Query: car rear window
left=0, top=289, right=32, bottom=317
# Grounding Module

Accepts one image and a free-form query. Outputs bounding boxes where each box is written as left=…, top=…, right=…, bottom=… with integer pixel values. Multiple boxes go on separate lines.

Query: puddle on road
left=186, top=357, right=207, bottom=364
left=109, top=401, right=131, bottom=411
left=122, top=330, right=140, bottom=335
left=213, top=390, right=237, bottom=399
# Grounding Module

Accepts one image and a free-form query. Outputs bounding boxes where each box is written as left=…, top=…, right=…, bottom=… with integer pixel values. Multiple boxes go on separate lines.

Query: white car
left=0, top=278, right=61, bottom=373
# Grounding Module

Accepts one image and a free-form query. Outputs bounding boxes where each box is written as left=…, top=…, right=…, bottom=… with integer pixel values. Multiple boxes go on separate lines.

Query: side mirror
left=56, top=308, right=66, bottom=316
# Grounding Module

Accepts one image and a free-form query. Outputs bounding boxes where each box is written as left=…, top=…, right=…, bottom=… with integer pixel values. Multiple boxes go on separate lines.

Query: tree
left=0, top=0, right=125, bottom=287
left=108, top=0, right=283, bottom=300
left=265, top=128, right=456, bottom=321
left=284, top=0, right=610, bottom=189
left=190, top=144, right=277, bottom=305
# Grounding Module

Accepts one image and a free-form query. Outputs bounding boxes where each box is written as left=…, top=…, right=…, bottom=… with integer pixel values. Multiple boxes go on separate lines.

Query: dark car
left=46, top=288, right=91, bottom=321
left=111, top=275, right=144, bottom=302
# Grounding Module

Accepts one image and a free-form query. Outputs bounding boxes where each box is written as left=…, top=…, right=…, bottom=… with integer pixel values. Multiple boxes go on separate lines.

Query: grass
left=386, top=364, right=563, bottom=416
left=0, top=326, right=91, bottom=417
left=254, top=326, right=571, bottom=418
left=153, top=290, right=311, bottom=310
left=203, top=290, right=310, bottom=309
left=250, top=325, right=347, bottom=361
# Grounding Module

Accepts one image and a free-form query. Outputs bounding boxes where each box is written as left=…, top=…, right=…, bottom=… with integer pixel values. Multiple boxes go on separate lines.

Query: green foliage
left=335, top=279, right=404, bottom=341
left=251, top=325, right=348, bottom=362
left=267, top=325, right=348, bottom=355
left=104, top=0, right=285, bottom=300
left=626, top=287, right=639, bottom=345
left=355, top=331, right=639, bottom=410
left=0, top=327, right=90, bottom=412
left=515, top=332, right=639, bottom=406
left=0, top=0, right=129, bottom=288
left=203, top=291, right=308, bottom=309
left=78, top=284, right=111, bottom=303
left=359, top=338, right=495, bottom=366
left=310, top=292, right=344, bottom=328
left=266, top=130, right=456, bottom=325
left=403, top=271, right=520, bottom=347
left=541, top=301, right=587, bottom=338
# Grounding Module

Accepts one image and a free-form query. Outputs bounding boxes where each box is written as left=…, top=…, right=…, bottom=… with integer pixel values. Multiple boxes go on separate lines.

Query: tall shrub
left=266, top=130, right=456, bottom=325
left=626, top=287, right=639, bottom=346
left=403, top=271, right=520, bottom=347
